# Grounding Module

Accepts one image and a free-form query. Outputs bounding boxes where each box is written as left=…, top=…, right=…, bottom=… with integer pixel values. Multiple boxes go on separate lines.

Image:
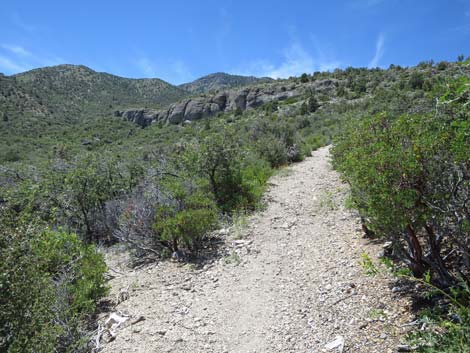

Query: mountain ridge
left=0, top=64, right=275, bottom=127
left=179, top=72, right=273, bottom=94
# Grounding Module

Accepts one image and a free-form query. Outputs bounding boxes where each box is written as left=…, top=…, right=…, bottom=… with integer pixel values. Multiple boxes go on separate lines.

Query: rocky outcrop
left=119, top=79, right=337, bottom=127
left=121, top=110, right=157, bottom=127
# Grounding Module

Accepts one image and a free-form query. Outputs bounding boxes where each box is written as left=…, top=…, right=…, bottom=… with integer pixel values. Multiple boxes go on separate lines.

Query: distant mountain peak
left=179, top=72, right=273, bottom=94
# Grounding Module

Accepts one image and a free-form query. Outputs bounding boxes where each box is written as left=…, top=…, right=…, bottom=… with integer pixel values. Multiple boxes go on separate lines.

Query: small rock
left=131, top=315, right=145, bottom=325
left=219, top=228, right=229, bottom=236
left=324, top=335, right=345, bottom=352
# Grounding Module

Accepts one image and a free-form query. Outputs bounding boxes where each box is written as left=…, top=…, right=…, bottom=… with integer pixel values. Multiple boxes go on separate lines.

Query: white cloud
left=267, top=42, right=315, bottom=78
left=171, top=60, right=194, bottom=84
left=0, top=55, right=30, bottom=73
left=232, top=41, right=340, bottom=79
left=351, top=0, right=387, bottom=8
left=1, top=44, right=32, bottom=57
left=0, top=44, right=65, bottom=74
left=136, top=57, right=158, bottom=77
left=135, top=56, right=194, bottom=84
left=368, top=33, right=385, bottom=68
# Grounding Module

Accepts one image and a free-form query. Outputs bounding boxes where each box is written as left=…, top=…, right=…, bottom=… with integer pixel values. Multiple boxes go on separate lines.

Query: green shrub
left=198, top=130, right=259, bottom=212
left=239, top=157, right=272, bottom=208
left=300, top=73, right=309, bottom=83
left=301, top=96, right=319, bottom=115
left=5, top=152, right=144, bottom=243
left=336, top=85, right=347, bottom=97
left=0, top=148, right=22, bottom=163
left=332, top=78, right=470, bottom=286
left=300, top=102, right=308, bottom=115
left=436, top=61, right=448, bottom=71
left=409, top=72, right=425, bottom=89
left=307, top=96, right=319, bottom=112
left=154, top=180, right=218, bottom=251
left=302, top=134, right=327, bottom=153
left=0, top=226, right=107, bottom=353
left=256, top=135, right=288, bottom=168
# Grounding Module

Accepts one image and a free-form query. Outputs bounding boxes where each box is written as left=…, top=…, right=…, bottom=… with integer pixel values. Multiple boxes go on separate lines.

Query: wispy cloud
left=135, top=56, right=194, bottom=84
left=266, top=42, right=315, bottom=78
left=0, top=56, right=29, bottom=73
left=136, top=57, right=157, bottom=77
left=0, top=44, right=64, bottom=74
left=171, top=60, right=194, bottom=84
left=1, top=44, right=32, bottom=57
left=368, top=33, right=385, bottom=68
left=350, top=0, right=387, bottom=8
left=233, top=40, right=340, bottom=79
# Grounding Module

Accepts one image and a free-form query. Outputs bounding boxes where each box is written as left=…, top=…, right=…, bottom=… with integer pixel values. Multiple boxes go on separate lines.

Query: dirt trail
left=101, top=146, right=411, bottom=353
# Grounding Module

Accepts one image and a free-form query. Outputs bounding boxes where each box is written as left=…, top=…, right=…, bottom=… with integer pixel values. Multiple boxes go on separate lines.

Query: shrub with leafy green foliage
left=256, top=135, right=288, bottom=167
left=153, top=179, right=218, bottom=252
left=198, top=130, right=269, bottom=212
left=61, top=153, right=142, bottom=241
left=333, top=78, right=470, bottom=287
left=3, top=152, right=143, bottom=243
left=0, top=226, right=107, bottom=353
left=409, top=72, right=425, bottom=89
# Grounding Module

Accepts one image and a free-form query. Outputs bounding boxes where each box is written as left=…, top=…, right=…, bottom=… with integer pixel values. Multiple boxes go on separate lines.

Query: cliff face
left=120, top=79, right=338, bottom=127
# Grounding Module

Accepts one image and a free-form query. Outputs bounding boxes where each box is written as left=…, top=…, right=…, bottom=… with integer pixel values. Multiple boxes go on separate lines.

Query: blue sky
left=1, top=0, right=469, bottom=84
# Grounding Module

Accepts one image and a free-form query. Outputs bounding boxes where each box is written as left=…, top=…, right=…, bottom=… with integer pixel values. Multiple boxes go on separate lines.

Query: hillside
left=0, top=65, right=187, bottom=138
left=13, top=64, right=187, bottom=115
left=179, top=72, right=273, bottom=94
left=1, top=61, right=469, bottom=165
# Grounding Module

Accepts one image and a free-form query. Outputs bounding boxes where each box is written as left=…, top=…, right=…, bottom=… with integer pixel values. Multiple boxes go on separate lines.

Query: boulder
left=167, top=100, right=190, bottom=124
left=122, top=109, right=155, bottom=127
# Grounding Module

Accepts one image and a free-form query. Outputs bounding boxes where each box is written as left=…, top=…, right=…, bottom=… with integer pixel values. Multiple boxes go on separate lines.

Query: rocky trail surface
left=100, top=146, right=412, bottom=353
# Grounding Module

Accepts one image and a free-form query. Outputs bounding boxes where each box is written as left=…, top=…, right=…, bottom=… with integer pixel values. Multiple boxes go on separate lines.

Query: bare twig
left=328, top=293, right=355, bottom=308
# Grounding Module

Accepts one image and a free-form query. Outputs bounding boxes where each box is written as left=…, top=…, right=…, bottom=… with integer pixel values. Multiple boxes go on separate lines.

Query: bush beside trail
left=332, top=78, right=470, bottom=352
left=0, top=226, right=107, bottom=353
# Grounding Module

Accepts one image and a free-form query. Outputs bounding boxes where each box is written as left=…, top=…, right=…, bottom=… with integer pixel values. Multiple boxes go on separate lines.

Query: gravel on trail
left=100, top=146, right=413, bottom=353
